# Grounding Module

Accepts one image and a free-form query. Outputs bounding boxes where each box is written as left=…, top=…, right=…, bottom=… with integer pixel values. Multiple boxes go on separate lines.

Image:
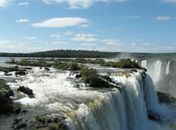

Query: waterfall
left=5, top=67, right=176, bottom=130
left=155, top=60, right=162, bottom=82
left=141, top=60, right=162, bottom=83
left=166, top=61, right=171, bottom=75
left=66, top=72, right=176, bottom=130
left=140, top=59, right=176, bottom=98
left=141, top=60, right=147, bottom=69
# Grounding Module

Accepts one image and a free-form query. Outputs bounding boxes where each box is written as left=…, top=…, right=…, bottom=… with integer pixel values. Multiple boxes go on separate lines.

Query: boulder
left=17, top=86, right=35, bottom=98
left=15, top=70, right=26, bottom=76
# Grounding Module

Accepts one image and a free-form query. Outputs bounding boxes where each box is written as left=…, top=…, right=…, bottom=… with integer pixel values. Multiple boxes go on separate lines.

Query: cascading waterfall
left=155, top=60, right=162, bottom=82
left=141, top=60, right=162, bottom=83
left=140, top=59, right=176, bottom=97
left=2, top=67, right=176, bottom=130
left=166, top=61, right=171, bottom=75
left=66, top=72, right=176, bottom=130
left=141, top=60, right=147, bottom=69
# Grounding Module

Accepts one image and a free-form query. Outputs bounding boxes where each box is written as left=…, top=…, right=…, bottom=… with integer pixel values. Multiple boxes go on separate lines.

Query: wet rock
left=14, top=122, right=27, bottom=130
left=13, top=118, right=22, bottom=125
left=22, top=109, right=27, bottom=113
left=45, top=67, right=50, bottom=71
left=157, top=91, right=176, bottom=104
left=148, top=111, right=160, bottom=121
left=5, top=72, right=12, bottom=76
left=12, top=118, right=30, bottom=130
left=75, top=73, right=81, bottom=78
left=131, top=69, right=137, bottom=72
left=15, top=70, right=26, bottom=76
left=17, top=86, right=35, bottom=98
left=25, top=67, right=32, bottom=70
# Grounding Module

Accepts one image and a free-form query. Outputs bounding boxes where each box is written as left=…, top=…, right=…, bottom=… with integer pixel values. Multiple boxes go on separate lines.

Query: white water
left=67, top=72, right=176, bottom=130
left=141, top=60, right=147, bottom=69
left=3, top=67, right=176, bottom=130
left=141, top=60, right=162, bottom=83
left=8, top=67, right=102, bottom=112
left=166, top=61, right=171, bottom=75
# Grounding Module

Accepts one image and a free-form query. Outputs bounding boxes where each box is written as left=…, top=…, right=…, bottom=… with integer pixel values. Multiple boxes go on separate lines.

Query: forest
left=0, top=49, right=175, bottom=58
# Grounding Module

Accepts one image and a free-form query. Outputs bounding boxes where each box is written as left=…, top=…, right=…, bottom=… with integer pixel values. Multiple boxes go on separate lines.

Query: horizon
left=0, top=49, right=176, bottom=54
left=0, top=0, right=176, bottom=53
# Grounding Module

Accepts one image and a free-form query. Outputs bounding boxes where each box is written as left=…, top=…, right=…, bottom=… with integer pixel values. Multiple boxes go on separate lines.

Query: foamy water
left=1, top=67, right=176, bottom=130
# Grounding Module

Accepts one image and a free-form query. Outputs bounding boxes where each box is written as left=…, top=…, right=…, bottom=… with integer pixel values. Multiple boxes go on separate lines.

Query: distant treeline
left=0, top=49, right=175, bottom=58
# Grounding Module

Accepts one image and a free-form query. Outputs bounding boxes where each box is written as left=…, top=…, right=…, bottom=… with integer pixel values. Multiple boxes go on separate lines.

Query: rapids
left=0, top=67, right=175, bottom=130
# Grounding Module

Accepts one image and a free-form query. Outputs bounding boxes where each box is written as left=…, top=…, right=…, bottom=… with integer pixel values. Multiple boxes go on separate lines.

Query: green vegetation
left=33, top=116, right=67, bottom=130
left=15, top=58, right=50, bottom=67
left=0, top=49, right=176, bottom=59
left=80, top=68, right=98, bottom=83
left=0, top=50, right=119, bottom=58
left=101, top=59, right=142, bottom=69
left=48, top=123, right=60, bottom=130
left=53, top=61, right=82, bottom=70
left=80, top=68, right=117, bottom=88
left=0, top=79, right=10, bottom=90
left=10, top=58, right=83, bottom=71
left=9, top=58, right=142, bottom=69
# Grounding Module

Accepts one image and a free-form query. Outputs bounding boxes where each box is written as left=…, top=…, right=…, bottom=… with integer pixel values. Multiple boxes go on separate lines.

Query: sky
left=0, top=0, right=176, bottom=53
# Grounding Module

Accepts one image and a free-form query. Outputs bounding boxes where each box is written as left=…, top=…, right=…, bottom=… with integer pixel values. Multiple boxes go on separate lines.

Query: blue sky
left=0, top=0, right=176, bottom=53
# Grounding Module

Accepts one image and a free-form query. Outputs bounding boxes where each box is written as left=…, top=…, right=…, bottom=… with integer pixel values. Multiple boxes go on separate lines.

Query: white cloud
left=80, top=43, right=96, bottom=47
left=52, top=41, right=69, bottom=45
left=50, top=34, right=62, bottom=39
left=102, top=39, right=121, bottom=45
left=42, top=0, right=127, bottom=9
left=0, top=40, right=25, bottom=52
left=32, top=17, right=88, bottom=28
left=24, top=36, right=37, bottom=41
left=68, top=0, right=93, bottom=9
left=24, top=36, right=41, bottom=44
left=72, top=33, right=98, bottom=42
left=163, top=0, right=176, bottom=3
left=0, top=0, right=9, bottom=7
left=120, top=15, right=140, bottom=19
left=50, top=31, right=74, bottom=40
left=17, top=2, right=29, bottom=6
left=16, top=19, right=29, bottom=23
left=155, top=16, right=172, bottom=21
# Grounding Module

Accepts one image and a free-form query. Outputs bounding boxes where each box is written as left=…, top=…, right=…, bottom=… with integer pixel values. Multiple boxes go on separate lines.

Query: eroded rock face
left=0, top=79, right=21, bottom=115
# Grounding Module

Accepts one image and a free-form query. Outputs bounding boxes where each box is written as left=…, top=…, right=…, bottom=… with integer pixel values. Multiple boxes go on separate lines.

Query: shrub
left=101, top=59, right=141, bottom=69
left=48, top=123, right=58, bottom=130
left=80, top=68, right=98, bottom=83
left=69, top=62, right=80, bottom=70
left=0, top=79, right=10, bottom=90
